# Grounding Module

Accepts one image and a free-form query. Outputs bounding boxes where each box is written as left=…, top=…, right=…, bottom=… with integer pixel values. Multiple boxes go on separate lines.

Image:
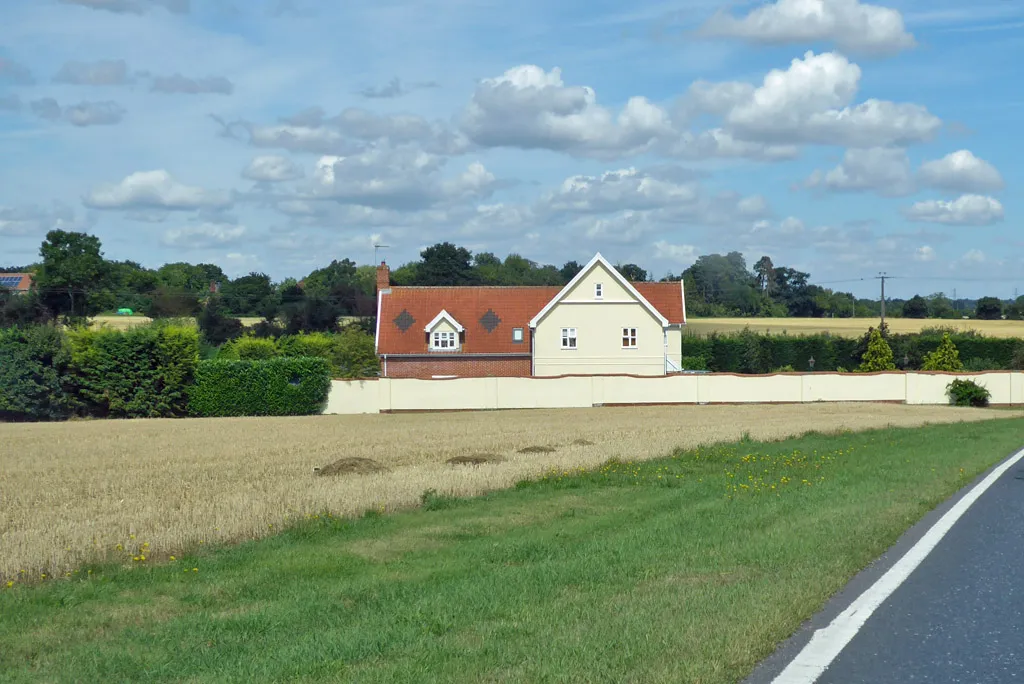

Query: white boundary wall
left=325, top=372, right=1024, bottom=415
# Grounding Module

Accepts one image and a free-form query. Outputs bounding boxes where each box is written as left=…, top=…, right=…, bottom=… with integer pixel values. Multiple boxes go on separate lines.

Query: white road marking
left=772, top=445, right=1024, bottom=684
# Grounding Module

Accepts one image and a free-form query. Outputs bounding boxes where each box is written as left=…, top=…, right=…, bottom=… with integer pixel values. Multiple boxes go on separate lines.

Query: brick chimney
left=375, top=261, right=390, bottom=292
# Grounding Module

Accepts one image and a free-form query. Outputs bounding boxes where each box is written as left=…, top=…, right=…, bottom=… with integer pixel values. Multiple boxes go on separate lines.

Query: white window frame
left=561, top=327, right=577, bottom=350
left=431, top=330, right=458, bottom=350
left=622, top=327, right=637, bottom=349
left=594, top=282, right=603, bottom=299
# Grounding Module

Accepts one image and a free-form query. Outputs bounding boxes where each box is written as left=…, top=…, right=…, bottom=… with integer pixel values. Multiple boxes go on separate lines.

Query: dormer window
left=595, top=283, right=603, bottom=299
left=431, top=331, right=457, bottom=350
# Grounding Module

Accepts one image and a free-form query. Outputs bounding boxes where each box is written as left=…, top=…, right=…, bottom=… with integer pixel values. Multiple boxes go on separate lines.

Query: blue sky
left=0, top=0, right=1020, bottom=299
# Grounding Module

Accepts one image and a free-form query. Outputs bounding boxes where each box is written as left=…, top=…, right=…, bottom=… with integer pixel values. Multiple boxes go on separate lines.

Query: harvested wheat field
left=2, top=403, right=1021, bottom=580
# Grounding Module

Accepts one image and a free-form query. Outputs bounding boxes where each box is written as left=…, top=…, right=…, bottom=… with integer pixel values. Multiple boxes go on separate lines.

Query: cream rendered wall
left=326, top=379, right=380, bottom=414
left=803, top=373, right=906, bottom=403
left=666, top=328, right=683, bottom=370
left=696, top=374, right=803, bottom=403
left=533, top=263, right=666, bottom=376
left=1013, top=372, right=1024, bottom=405
left=905, top=372, right=1015, bottom=405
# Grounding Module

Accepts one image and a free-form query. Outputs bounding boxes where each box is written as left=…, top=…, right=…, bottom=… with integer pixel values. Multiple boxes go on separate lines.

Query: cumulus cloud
left=150, top=74, right=233, bottom=94
left=805, top=147, right=915, bottom=196
left=242, top=155, right=303, bottom=182
left=725, top=51, right=941, bottom=147
left=161, top=222, right=246, bottom=248
left=30, top=98, right=126, bottom=126
left=85, top=170, right=233, bottom=210
left=698, top=0, right=915, bottom=55
left=460, top=65, right=674, bottom=159
left=58, top=0, right=189, bottom=14
left=904, top=194, right=1004, bottom=226
left=914, top=246, right=935, bottom=262
left=670, top=128, right=799, bottom=161
left=918, top=150, right=1005, bottom=193
left=53, top=59, right=131, bottom=86
left=541, top=167, right=699, bottom=214
left=299, top=146, right=498, bottom=211
left=0, top=56, right=35, bottom=85
left=358, top=77, right=440, bottom=99
left=653, top=240, right=699, bottom=266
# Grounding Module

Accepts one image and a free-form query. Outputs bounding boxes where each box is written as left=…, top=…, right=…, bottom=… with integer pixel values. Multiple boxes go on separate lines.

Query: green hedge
left=187, top=357, right=331, bottom=417
left=681, top=330, right=1024, bottom=373
left=66, top=324, right=199, bottom=418
left=0, top=325, right=73, bottom=421
left=218, top=328, right=380, bottom=378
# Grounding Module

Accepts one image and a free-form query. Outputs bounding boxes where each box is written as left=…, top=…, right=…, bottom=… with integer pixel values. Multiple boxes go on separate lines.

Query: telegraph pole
left=875, top=272, right=888, bottom=327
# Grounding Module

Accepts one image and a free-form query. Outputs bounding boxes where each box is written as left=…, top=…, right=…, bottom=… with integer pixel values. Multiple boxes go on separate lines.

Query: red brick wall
left=383, top=356, right=531, bottom=378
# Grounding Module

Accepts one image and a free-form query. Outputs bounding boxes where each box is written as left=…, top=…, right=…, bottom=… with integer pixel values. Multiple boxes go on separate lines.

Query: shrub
left=773, top=365, right=796, bottom=373
left=679, top=355, right=707, bottom=371
left=947, top=379, right=990, bottom=407
left=197, top=295, right=243, bottom=346
left=187, top=357, right=331, bottom=417
left=218, top=335, right=279, bottom=360
left=858, top=328, right=896, bottom=372
left=963, top=357, right=1002, bottom=372
left=921, top=333, right=964, bottom=372
left=0, top=325, right=73, bottom=421
left=67, top=324, right=199, bottom=418
left=1011, top=343, right=1024, bottom=371
left=277, top=328, right=380, bottom=378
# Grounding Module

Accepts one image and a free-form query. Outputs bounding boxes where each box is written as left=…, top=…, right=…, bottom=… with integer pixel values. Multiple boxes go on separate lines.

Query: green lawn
left=3, top=418, right=1023, bottom=683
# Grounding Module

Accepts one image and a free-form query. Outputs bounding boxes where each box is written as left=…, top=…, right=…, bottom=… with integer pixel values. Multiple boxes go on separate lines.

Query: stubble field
left=2, top=403, right=1021, bottom=581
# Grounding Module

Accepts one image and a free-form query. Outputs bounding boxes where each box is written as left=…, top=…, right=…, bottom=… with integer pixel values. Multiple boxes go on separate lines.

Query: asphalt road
left=746, top=448, right=1024, bottom=684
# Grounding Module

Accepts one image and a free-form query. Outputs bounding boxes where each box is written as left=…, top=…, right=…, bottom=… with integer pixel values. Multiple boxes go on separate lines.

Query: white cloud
left=914, top=245, right=935, bottom=262
left=918, top=150, right=1005, bottom=193
left=460, top=65, right=674, bottom=158
left=542, top=167, right=699, bottom=214
left=149, top=74, right=233, bottom=94
left=960, top=248, right=986, bottom=264
left=161, top=222, right=246, bottom=248
left=581, top=211, right=658, bottom=244
left=670, top=129, right=800, bottom=161
left=242, top=155, right=303, bottom=182
left=30, top=98, right=126, bottom=126
left=300, top=146, right=497, bottom=210
left=805, top=147, right=914, bottom=196
left=725, top=51, right=940, bottom=147
left=904, top=194, right=1004, bottom=226
left=653, top=240, right=699, bottom=265
left=85, top=170, right=233, bottom=210
left=698, top=0, right=916, bottom=55
left=53, top=59, right=131, bottom=86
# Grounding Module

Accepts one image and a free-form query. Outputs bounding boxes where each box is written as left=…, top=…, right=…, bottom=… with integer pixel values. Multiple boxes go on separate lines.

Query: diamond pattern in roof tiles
left=393, top=309, right=415, bottom=332
left=479, top=309, right=501, bottom=333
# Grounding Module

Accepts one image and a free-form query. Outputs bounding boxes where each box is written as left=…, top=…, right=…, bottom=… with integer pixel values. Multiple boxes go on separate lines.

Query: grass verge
left=2, top=418, right=1022, bottom=683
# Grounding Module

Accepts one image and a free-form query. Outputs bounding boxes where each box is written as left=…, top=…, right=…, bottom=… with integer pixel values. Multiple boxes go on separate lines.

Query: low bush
left=187, top=357, right=331, bottom=417
left=0, top=325, right=73, bottom=421
left=858, top=328, right=896, bottom=372
left=947, top=379, right=991, bottom=408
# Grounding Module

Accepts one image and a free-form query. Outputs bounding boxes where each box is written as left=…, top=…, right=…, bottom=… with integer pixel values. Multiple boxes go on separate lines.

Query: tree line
left=3, top=232, right=1022, bottom=332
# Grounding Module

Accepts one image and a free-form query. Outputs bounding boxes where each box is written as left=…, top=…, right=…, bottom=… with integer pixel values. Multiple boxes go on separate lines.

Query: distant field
left=686, top=317, right=1024, bottom=338
left=87, top=315, right=263, bottom=330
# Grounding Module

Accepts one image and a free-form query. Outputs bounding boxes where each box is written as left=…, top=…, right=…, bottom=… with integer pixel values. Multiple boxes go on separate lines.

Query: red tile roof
left=0, top=273, right=33, bottom=292
left=377, top=282, right=684, bottom=355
